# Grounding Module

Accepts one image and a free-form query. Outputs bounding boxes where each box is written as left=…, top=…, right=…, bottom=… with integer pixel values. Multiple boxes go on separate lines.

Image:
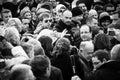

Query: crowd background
left=0, top=0, right=120, bottom=80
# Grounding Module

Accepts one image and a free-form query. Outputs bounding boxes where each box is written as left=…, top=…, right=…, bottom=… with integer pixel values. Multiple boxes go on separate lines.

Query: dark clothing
left=55, top=20, right=81, bottom=48
left=94, top=61, right=120, bottom=80
left=36, top=66, right=63, bottom=80
left=52, top=52, right=73, bottom=80
left=79, top=55, right=94, bottom=80
left=110, top=37, right=120, bottom=49
left=94, top=33, right=111, bottom=51
left=52, top=52, right=85, bottom=80
left=50, top=66, right=64, bottom=80
left=55, top=20, right=73, bottom=32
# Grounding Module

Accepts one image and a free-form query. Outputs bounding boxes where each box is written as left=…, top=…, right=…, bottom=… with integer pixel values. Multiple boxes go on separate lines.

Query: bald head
left=62, top=10, right=72, bottom=25
left=111, top=44, right=120, bottom=61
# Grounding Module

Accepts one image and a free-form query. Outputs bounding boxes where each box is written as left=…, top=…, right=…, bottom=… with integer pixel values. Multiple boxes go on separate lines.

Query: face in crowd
left=22, top=19, right=30, bottom=32
left=2, top=11, right=12, bottom=24
left=80, top=25, right=92, bottom=41
left=80, top=41, right=94, bottom=61
left=62, top=10, right=72, bottom=25
left=78, top=3, right=87, bottom=13
left=42, top=17, right=53, bottom=29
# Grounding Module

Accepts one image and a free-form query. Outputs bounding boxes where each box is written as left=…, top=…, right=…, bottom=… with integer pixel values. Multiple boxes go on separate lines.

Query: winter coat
left=94, top=61, right=120, bottom=80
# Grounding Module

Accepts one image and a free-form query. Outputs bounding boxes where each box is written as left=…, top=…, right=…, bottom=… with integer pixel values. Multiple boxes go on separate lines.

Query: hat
left=72, top=7, right=83, bottom=17
left=20, top=6, right=31, bottom=17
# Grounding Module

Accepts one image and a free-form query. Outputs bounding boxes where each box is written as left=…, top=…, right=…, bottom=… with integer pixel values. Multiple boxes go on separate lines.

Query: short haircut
left=93, top=50, right=110, bottom=62
left=80, top=24, right=92, bottom=33
left=30, top=55, right=50, bottom=77
left=111, top=44, right=120, bottom=61
left=9, top=64, right=32, bottom=80
left=1, top=9, right=11, bottom=18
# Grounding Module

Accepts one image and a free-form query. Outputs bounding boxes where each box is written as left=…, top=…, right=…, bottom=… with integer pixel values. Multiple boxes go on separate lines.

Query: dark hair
left=93, top=33, right=111, bottom=51
left=93, top=50, right=110, bottom=62
left=30, top=55, right=50, bottom=77
left=38, top=36, right=53, bottom=58
left=1, top=9, right=11, bottom=18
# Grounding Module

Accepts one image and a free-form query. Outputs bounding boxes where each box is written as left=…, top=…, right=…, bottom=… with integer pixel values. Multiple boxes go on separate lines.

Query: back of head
left=93, top=49, right=110, bottom=62
left=30, top=55, right=50, bottom=77
left=111, top=44, right=120, bottom=61
left=94, top=33, right=110, bottom=51
left=54, top=37, right=70, bottom=53
left=27, top=38, right=45, bottom=56
left=10, top=64, right=34, bottom=80
left=38, top=36, right=53, bottom=57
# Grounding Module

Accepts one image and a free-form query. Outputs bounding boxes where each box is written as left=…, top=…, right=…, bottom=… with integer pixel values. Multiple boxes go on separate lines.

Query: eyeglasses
left=44, top=19, right=53, bottom=23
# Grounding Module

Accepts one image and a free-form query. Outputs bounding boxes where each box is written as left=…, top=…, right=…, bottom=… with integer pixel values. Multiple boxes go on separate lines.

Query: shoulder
left=51, top=66, right=62, bottom=74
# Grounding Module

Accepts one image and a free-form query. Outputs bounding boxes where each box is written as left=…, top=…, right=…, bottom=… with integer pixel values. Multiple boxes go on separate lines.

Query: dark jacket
left=36, top=66, right=63, bottom=80
left=50, top=66, right=64, bottom=80
left=55, top=20, right=81, bottom=48
left=52, top=52, right=73, bottom=80
left=52, top=52, right=85, bottom=80
left=94, top=61, right=120, bottom=80
left=110, top=37, right=120, bottom=49
left=55, top=20, right=73, bottom=32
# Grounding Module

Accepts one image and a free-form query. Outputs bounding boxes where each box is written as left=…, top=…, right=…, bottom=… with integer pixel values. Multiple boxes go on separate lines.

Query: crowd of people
left=0, top=0, right=120, bottom=80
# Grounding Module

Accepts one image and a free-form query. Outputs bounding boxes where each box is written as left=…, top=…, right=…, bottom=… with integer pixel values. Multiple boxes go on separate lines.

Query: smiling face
left=80, top=25, right=92, bottom=41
